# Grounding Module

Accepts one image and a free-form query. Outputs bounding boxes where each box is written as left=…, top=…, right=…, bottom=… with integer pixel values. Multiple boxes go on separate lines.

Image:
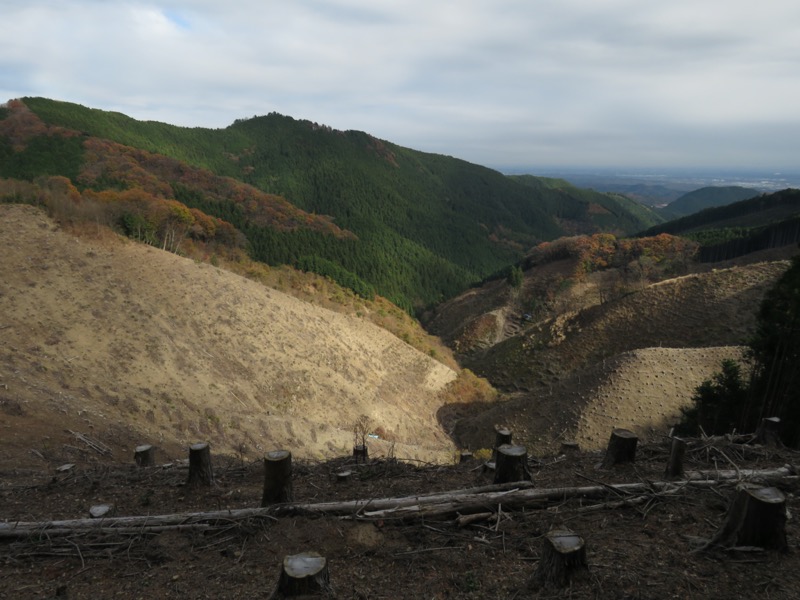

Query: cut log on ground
left=456, top=512, right=494, bottom=527
left=533, top=528, right=589, bottom=589
left=186, top=442, right=213, bottom=487
left=664, top=437, right=687, bottom=479
left=601, top=428, right=638, bottom=468
left=700, top=485, right=788, bottom=552
left=2, top=467, right=796, bottom=539
left=353, top=444, right=368, bottom=463
left=134, top=444, right=155, bottom=467
left=262, top=450, right=294, bottom=506
left=494, top=444, right=531, bottom=484
left=272, top=552, right=330, bottom=598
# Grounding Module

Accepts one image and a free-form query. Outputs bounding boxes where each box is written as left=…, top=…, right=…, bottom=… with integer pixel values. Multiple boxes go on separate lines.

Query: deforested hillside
left=435, top=257, right=791, bottom=456
left=471, top=261, right=789, bottom=392
left=453, top=346, right=745, bottom=454
left=0, top=204, right=459, bottom=468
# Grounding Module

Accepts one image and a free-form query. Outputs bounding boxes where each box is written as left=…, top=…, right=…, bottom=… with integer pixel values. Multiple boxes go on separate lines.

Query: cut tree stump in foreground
left=134, top=444, right=155, bottom=467
left=353, top=444, right=368, bottom=463
left=533, top=528, right=589, bottom=589
left=272, top=552, right=330, bottom=598
left=664, top=437, right=686, bottom=479
left=262, top=450, right=293, bottom=506
left=187, top=443, right=213, bottom=487
left=494, top=444, right=530, bottom=484
left=700, top=486, right=788, bottom=552
left=559, top=442, right=580, bottom=456
left=756, top=417, right=782, bottom=447
left=600, top=428, right=638, bottom=469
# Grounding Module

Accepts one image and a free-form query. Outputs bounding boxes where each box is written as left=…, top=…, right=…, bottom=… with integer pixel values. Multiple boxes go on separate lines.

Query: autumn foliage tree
left=526, top=233, right=698, bottom=287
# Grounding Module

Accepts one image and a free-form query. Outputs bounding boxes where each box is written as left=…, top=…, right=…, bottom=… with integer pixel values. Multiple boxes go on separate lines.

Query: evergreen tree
left=677, top=359, right=749, bottom=436
left=748, top=254, right=800, bottom=444
left=678, top=254, right=800, bottom=445
left=507, top=265, right=524, bottom=288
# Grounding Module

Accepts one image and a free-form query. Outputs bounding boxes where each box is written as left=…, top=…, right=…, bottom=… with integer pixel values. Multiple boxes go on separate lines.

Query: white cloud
left=1, top=0, right=799, bottom=169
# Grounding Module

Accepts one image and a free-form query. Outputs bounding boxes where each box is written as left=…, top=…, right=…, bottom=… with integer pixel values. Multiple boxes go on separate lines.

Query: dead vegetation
left=0, top=203, right=457, bottom=467
left=2, top=436, right=800, bottom=599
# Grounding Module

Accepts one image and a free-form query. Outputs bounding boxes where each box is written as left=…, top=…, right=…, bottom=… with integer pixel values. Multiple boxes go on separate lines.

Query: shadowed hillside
left=660, top=185, right=759, bottom=218
left=473, top=261, right=789, bottom=392
left=429, top=247, right=791, bottom=454
left=452, top=346, right=746, bottom=454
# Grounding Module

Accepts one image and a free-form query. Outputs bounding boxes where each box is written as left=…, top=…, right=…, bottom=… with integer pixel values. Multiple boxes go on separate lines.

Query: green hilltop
left=4, top=97, right=662, bottom=311
left=659, top=185, right=761, bottom=220
left=640, top=188, right=800, bottom=262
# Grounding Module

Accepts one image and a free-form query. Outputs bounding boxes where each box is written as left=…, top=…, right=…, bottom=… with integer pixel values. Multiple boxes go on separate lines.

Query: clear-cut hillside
left=429, top=247, right=792, bottom=454
left=453, top=346, right=746, bottom=454
left=0, top=204, right=457, bottom=467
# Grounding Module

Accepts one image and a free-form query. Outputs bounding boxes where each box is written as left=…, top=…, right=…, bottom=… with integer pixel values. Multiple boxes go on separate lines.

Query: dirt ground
left=4, top=203, right=800, bottom=598
left=0, top=203, right=456, bottom=467
left=453, top=346, right=747, bottom=455
left=2, top=439, right=800, bottom=599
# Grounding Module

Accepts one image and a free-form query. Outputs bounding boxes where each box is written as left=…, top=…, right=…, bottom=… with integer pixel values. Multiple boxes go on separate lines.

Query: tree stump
left=559, top=442, right=580, bottom=456
left=756, top=417, right=782, bottom=447
left=600, top=428, right=638, bottom=468
left=134, top=444, right=155, bottom=467
left=492, top=426, right=513, bottom=459
left=335, top=470, right=352, bottom=483
left=533, top=528, right=589, bottom=589
left=353, top=444, right=369, bottom=463
left=274, top=552, right=330, bottom=598
left=459, top=450, right=473, bottom=463
left=261, top=450, right=293, bottom=506
left=187, top=442, right=214, bottom=487
left=702, top=486, right=788, bottom=552
left=664, top=436, right=686, bottom=479
left=494, top=444, right=531, bottom=484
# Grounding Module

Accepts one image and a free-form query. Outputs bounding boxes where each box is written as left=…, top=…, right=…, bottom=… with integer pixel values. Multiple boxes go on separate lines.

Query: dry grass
left=0, top=204, right=458, bottom=470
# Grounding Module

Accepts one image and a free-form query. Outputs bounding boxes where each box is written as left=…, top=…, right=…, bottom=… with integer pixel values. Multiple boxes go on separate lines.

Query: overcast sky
left=2, top=0, right=799, bottom=172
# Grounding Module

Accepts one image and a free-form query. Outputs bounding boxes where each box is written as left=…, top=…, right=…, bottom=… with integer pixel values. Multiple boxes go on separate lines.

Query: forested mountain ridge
left=660, top=185, right=760, bottom=219
left=2, top=97, right=661, bottom=310
left=509, top=174, right=664, bottom=233
left=639, top=188, right=800, bottom=262
left=641, top=188, right=800, bottom=237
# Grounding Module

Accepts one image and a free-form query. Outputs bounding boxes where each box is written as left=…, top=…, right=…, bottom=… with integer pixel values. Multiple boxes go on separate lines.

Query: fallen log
left=1, top=466, right=794, bottom=539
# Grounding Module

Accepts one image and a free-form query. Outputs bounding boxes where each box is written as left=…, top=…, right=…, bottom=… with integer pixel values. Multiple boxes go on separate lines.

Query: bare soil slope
left=445, top=260, right=790, bottom=454
left=0, top=204, right=457, bottom=468
left=454, top=346, right=745, bottom=454
left=472, top=261, right=787, bottom=393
